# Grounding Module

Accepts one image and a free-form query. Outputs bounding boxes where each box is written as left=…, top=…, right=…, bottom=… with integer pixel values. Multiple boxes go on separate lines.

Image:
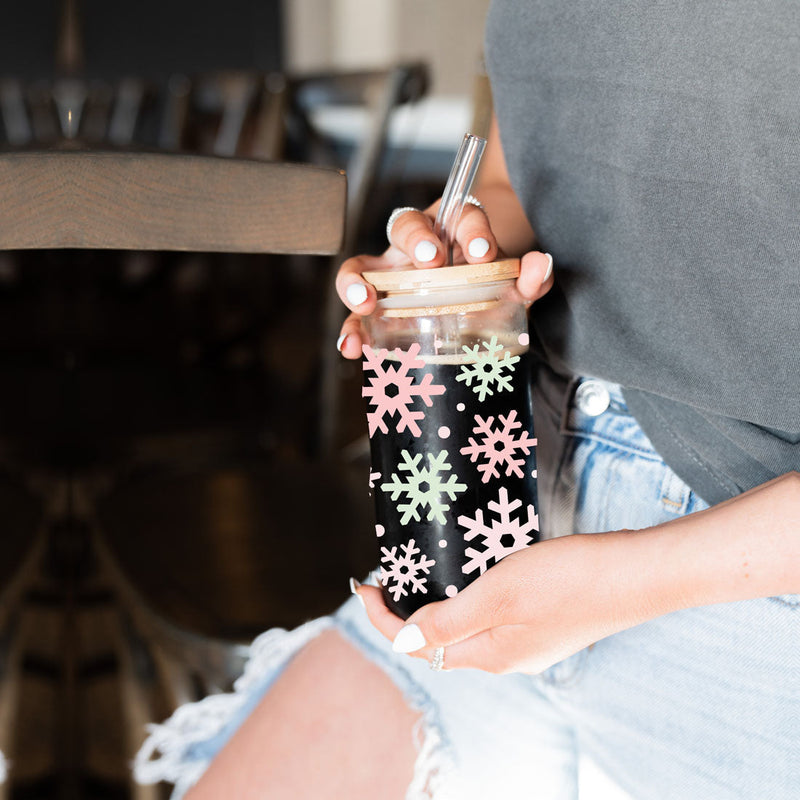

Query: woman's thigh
left=184, top=629, right=420, bottom=800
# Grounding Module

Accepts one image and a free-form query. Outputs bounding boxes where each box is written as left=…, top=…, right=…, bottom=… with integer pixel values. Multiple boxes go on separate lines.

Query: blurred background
left=0, top=1, right=490, bottom=798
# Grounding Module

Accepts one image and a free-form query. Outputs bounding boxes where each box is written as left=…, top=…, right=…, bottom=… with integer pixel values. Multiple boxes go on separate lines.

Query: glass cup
left=361, top=259, right=540, bottom=618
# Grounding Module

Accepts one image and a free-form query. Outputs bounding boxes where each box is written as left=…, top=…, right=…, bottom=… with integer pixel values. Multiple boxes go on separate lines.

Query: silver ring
left=386, top=206, right=418, bottom=244
left=464, top=194, right=485, bottom=212
left=429, top=646, right=445, bottom=672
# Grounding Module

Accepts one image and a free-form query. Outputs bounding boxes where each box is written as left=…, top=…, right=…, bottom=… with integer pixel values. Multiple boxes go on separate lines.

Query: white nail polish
left=543, top=253, right=554, bottom=283
left=468, top=237, right=490, bottom=258
left=346, top=283, right=368, bottom=306
left=336, top=334, right=348, bottom=352
left=414, top=240, right=437, bottom=263
left=349, top=577, right=366, bottom=608
left=392, top=623, right=427, bottom=653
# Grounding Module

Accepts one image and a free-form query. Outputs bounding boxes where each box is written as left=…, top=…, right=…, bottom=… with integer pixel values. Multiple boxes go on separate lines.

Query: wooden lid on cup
left=362, top=258, right=520, bottom=292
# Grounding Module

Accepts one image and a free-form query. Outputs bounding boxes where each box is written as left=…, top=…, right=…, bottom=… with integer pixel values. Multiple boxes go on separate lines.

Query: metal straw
left=433, top=132, right=487, bottom=264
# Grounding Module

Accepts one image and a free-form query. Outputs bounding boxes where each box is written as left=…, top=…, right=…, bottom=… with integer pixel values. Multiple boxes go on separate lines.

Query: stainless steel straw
left=433, top=132, right=487, bottom=264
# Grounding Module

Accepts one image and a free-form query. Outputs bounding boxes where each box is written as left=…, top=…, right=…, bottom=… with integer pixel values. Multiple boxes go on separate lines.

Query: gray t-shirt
left=485, top=0, right=799, bottom=504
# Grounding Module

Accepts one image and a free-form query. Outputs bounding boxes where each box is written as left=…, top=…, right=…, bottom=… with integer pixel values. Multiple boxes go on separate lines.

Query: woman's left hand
left=355, top=530, right=652, bottom=675
left=353, top=470, right=799, bottom=675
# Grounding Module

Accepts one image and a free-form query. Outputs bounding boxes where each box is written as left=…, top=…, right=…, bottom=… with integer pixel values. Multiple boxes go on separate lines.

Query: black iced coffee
left=362, top=261, right=540, bottom=618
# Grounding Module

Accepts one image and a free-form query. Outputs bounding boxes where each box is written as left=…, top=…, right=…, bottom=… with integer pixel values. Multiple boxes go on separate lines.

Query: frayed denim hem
left=133, top=617, right=334, bottom=799
left=133, top=600, right=456, bottom=800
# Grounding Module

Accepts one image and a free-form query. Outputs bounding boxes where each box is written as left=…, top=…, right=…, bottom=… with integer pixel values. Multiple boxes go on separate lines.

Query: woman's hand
left=334, top=201, right=554, bottom=360
left=352, top=472, right=800, bottom=675
left=335, top=115, right=550, bottom=358
left=355, top=531, right=644, bottom=675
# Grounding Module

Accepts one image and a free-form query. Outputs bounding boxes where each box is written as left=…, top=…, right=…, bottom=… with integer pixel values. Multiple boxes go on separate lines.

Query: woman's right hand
left=334, top=201, right=555, bottom=360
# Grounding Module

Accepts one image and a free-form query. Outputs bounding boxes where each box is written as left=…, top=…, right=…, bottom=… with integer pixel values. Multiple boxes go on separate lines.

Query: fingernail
left=346, top=282, right=368, bottom=306
left=336, top=333, right=347, bottom=352
left=468, top=237, right=490, bottom=258
left=349, top=577, right=366, bottom=608
left=392, top=623, right=426, bottom=653
left=414, top=240, right=438, bottom=263
left=542, top=253, right=553, bottom=283
left=369, top=568, right=383, bottom=586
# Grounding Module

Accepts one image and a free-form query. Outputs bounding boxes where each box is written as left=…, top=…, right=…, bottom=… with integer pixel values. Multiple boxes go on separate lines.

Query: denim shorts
left=135, top=368, right=799, bottom=799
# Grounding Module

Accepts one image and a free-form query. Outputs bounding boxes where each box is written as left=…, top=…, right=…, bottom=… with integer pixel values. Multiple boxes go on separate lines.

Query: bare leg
left=185, top=630, right=420, bottom=799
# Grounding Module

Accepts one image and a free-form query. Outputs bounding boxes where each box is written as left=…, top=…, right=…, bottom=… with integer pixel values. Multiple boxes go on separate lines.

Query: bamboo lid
left=362, top=258, right=520, bottom=292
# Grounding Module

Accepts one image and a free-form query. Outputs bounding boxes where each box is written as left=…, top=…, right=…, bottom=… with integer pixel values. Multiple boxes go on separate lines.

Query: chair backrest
left=0, top=148, right=345, bottom=255
left=285, top=62, right=429, bottom=258
left=182, top=62, right=430, bottom=256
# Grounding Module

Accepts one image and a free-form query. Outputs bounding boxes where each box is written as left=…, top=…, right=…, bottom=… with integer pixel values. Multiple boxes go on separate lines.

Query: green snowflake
left=456, top=335, right=521, bottom=401
left=381, top=450, right=467, bottom=525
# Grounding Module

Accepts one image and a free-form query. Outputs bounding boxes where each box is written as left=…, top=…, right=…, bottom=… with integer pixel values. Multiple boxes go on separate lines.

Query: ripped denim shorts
left=135, top=367, right=799, bottom=800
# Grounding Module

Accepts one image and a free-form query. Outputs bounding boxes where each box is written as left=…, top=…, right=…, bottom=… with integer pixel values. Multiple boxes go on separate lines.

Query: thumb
left=391, top=576, right=505, bottom=654
left=515, top=250, right=554, bottom=304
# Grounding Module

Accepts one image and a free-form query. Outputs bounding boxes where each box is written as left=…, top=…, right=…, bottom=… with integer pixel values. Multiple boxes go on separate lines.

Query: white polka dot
left=518, top=332, right=530, bottom=346
left=438, top=426, right=450, bottom=439
left=438, top=539, right=447, bottom=548
left=531, top=470, right=538, bottom=479
left=456, top=402, right=465, bottom=412
left=445, top=585, right=458, bottom=598
left=375, top=524, right=385, bottom=537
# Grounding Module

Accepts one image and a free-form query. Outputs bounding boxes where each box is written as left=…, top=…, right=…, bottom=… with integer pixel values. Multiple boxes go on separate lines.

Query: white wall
left=284, top=0, right=490, bottom=97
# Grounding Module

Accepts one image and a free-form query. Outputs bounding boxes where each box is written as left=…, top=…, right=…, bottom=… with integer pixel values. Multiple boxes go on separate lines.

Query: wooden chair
left=0, top=149, right=343, bottom=252
left=0, top=147, right=378, bottom=794
left=0, top=63, right=429, bottom=792
left=75, top=63, right=430, bottom=455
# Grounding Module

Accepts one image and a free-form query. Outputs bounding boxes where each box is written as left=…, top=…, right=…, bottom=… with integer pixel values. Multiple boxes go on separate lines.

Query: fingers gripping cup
left=362, top=259, right=540, bottom=619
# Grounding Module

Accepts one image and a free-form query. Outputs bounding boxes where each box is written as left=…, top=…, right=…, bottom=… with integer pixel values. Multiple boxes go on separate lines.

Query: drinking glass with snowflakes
left=361, top=260, right=540, bottom=619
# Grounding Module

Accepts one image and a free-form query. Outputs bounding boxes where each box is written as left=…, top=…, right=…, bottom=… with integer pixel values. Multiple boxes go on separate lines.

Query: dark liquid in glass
left=363, top=340, right=539, bottom=618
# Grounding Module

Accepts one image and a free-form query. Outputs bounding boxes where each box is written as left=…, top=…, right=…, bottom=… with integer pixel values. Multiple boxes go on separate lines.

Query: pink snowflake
left=460, top=410, right=537, bottom=483
left=459, top=487, right=538, bottom=576
left=362, top=344, right=445, bottom=437
left=380, top=539, right=436, bottom=601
